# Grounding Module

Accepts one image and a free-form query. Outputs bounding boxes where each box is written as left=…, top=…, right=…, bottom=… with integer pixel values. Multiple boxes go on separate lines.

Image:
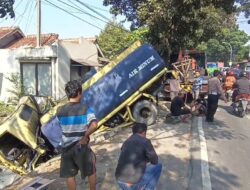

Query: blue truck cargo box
left=82, top=44, right=165, bottom=121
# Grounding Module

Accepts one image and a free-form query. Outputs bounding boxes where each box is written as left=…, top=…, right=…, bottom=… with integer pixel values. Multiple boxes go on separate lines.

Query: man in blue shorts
left=57, top=80, right=98, bottom=190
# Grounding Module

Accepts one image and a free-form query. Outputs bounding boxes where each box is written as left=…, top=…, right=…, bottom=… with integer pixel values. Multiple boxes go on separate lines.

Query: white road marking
left=197, top=117, right=212, bottom=190
left=246, top=115, right=250, bottom=120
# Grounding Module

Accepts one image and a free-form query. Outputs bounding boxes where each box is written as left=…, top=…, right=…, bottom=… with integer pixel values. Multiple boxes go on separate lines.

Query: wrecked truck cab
left=0, top=96, right=46, bottom=175
left=0, top=41, right=168, bottom=174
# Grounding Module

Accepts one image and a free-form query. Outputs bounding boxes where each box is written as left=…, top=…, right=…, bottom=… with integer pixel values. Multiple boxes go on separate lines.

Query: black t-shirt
left=115, top=134, right=158, bottom=184
left=170, top=96, right=185, bottom=116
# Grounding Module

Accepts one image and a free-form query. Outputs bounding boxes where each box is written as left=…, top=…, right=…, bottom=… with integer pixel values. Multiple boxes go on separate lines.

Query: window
left=70, top=62, right=90, bottom=81
left=21, top=62, right=52, bottom=96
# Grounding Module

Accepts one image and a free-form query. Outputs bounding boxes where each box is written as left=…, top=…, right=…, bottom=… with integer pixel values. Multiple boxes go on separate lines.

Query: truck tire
left=132, top=100, right=158, bottom=125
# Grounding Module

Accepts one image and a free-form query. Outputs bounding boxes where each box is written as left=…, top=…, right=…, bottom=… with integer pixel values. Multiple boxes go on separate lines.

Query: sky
left=0, top=0, right=249, bottom=39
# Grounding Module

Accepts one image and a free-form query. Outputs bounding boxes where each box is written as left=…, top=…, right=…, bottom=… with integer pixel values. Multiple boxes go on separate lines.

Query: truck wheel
left=132, top=100, right=158, bottom=125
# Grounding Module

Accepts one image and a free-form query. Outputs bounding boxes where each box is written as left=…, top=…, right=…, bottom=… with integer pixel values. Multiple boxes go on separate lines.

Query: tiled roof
left=0, top=27, right=24, bottom=39
left=6, top=33, right=59, bottom=48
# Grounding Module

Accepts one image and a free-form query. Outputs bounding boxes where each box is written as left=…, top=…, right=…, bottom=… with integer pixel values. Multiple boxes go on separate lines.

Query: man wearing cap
left=57, top=80, right=98, bottom=190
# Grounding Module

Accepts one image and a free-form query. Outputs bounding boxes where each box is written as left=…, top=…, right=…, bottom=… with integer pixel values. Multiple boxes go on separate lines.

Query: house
left=0, top=27, right=102, bottom=102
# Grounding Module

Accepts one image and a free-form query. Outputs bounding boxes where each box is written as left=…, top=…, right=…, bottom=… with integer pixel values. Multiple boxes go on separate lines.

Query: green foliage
left=128, top=27, right=149, bottom=43
left=97, top=21, right=149, bottom=59
left=236, top=45, right=250, bottom=61
left=236, top=0, right=250, bottom=19
left=196, top=28, right=250, bottom=64
left=0, top=0, right=15, bottom=19
left=0, top=103, right=15, bottom=117
left=97, top=22, right=131, bottom=59
left=103, top=0, right=236, bottom=61
left=5, top=73, right=25, bottom=105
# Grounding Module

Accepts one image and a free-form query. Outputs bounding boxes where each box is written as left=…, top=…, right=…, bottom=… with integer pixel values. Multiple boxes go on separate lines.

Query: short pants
left=60, top=143, right=96, bottom=179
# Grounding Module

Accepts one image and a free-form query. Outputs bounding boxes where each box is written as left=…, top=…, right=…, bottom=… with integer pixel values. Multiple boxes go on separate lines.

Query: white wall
left=56, top=42, right=71, bottom=100
left=0, top=49, right=21, bottom=102
left=0, top=40, right=98, bottom=102
left=0, top=46, right=60, bottom=102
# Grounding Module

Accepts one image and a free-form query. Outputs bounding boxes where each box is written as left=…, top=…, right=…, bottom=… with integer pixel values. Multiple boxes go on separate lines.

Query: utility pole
left=37, top=0, right=41, bottom=47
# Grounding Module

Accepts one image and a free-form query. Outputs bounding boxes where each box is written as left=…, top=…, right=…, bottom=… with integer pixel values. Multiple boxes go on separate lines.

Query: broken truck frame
left=0, top=41, right=168, bottom=175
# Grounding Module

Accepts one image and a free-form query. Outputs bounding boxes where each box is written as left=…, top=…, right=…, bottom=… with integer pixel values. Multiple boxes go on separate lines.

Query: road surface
left=189, top=101, right=250, bottom=190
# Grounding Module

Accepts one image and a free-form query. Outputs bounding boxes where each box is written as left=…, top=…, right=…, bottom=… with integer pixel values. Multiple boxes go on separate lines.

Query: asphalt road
left=201, top=102, right=250, bottom=190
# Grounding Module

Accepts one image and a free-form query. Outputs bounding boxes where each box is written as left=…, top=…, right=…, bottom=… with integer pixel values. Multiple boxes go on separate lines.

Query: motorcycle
left=232, top=94, right=250, bottom=118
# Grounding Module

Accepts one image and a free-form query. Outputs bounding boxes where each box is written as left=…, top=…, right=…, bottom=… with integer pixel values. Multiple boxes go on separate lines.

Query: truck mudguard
left=82, top=44, right=165, bottom=120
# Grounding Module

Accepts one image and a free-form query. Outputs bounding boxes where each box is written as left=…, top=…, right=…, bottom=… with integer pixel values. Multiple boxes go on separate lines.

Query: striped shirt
left=57, top=102, right=97, bottom=148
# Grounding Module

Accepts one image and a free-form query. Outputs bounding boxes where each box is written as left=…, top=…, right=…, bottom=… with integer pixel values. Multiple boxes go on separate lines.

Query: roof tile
left=7, top=33, right=59, bottom=48
left=0, top=27, right=23, bottom=39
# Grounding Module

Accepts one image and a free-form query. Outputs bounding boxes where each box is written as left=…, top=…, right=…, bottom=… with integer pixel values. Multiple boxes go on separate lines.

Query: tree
left=196, top=28, right=250, bottom=64
left=0, top=0, right=15, bottom=19
left=236, top=0, right=250, bottom=22
left=97, top=21, right=148, bottom=59
left=5, top=73, right=25, bottom=104
left=103, top=0, right=236, bottom=61
left=97, top=22, right=131, bottom=59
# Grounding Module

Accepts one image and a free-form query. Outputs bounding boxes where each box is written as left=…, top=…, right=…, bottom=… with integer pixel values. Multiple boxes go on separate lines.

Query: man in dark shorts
left=115, top=123, right=162, bottom=189
left=57, top=80, right=98, bottom=190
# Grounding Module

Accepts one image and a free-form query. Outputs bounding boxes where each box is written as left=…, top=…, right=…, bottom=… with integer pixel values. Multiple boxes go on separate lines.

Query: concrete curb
left=187, top=116, right=203, bottom=190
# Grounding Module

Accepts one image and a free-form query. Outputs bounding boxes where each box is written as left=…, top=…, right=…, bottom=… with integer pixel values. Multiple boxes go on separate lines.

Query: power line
left=43, top=0, right=103, bottom=30
left=55, top=0, right=110, bottom=24
left=81, top=2, right=109, bottom=13
left=0, top=0, right=31, bottom=38
left=68, top=0, right=130, bottom=32
left=24, top=0, right=35, bottom=33
left=74, top=0, right=112, bottom=23
left=0, top=0, right=24, bottom=24
left=58, top=0, right=129, bottom=32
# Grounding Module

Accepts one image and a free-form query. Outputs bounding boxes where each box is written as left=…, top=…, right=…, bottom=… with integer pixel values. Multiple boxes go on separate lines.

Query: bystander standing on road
left=57, top=80, right=98, bottom=190
left=206, top=70, right=227, bottom=122
left=192, top=71, right=204, bottom=100
left=169, top=70, right=181, bottom=100
left=115, top=123, right=162, bottom=190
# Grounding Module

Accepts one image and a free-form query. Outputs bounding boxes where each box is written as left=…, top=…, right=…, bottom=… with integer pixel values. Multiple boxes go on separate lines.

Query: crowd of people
left=47, top=66, right=249, bottom=190
left=168, top=68, right=250, bottom=123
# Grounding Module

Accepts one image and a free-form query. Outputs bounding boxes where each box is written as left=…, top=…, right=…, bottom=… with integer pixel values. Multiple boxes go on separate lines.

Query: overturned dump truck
left=0, top=41, right=168, bottom=174
left=82, top=41, right=167, bottom=129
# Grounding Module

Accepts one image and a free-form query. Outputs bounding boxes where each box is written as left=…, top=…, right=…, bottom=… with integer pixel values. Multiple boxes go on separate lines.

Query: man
left=57, top=80, right=98, bottom=190
left=170, top=91, right=191, bottom=121
left=232, top=71, right=250, bottom=102
left=169, top=70, right=181, bottom=100
left=192, top=71, right=204, bottom=100
left=206, top=70, right=227, bottom=122
left=115, top=123, right=162, bottom=190
left=224, top=71, right=236, bottom=91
